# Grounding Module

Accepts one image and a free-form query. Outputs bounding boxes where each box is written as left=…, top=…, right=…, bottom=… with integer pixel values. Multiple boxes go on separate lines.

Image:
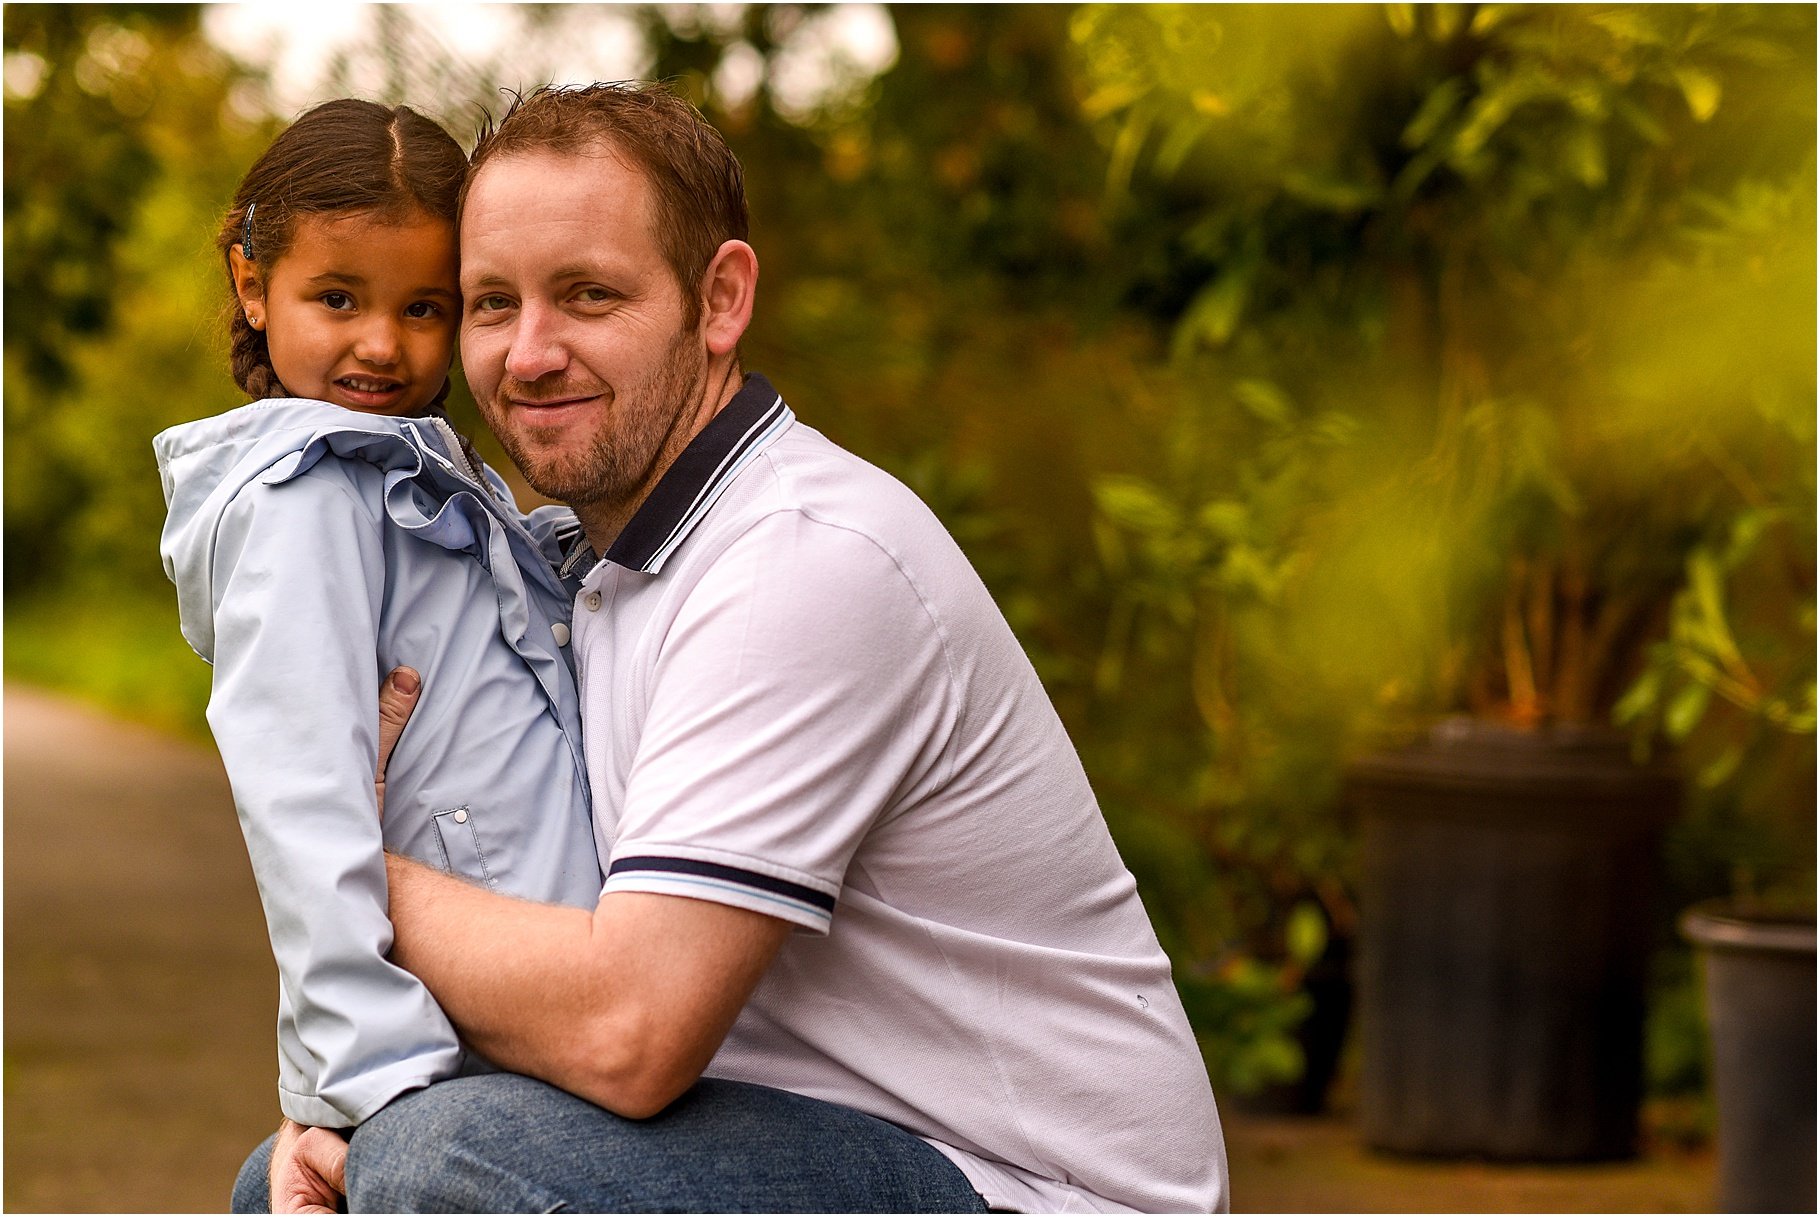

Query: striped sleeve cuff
left=604, top=853, right=837, bottom=934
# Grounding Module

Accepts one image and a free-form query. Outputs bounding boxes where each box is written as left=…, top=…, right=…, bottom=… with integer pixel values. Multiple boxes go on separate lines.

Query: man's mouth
left=510, top=393, right=599, bottom=410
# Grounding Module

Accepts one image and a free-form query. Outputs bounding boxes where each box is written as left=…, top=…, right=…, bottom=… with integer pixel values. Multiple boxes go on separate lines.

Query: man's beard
left=486, top=330, right=705, bottom=511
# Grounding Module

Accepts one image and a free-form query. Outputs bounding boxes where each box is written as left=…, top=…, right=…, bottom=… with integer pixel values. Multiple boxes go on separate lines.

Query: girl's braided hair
left=217, top=99, right=466, bottom=409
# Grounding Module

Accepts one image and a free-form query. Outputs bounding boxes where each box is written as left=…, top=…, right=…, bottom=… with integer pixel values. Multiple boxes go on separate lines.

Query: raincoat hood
left=155, top=398, right=534, bottom=662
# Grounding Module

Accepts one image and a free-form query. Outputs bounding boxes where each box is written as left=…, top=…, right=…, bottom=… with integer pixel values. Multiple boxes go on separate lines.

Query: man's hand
left=374, top=667, right=421, bottom=820
left=384, top=857, right=791, bottom=1119
left=269, top=1118, right=348, bottom=1214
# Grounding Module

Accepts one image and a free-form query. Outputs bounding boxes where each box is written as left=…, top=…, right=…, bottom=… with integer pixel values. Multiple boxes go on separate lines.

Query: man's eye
left=470, top=294, right=512, bottom=313
left=573, top=286, right=614, bottom=304
left=322, top=292, right=355, bottom=311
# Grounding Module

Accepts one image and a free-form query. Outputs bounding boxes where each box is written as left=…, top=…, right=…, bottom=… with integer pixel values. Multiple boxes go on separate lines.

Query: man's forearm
left=382, top=853, right=789, bottom=1118
left=381, top=855, right=617, bottom=1092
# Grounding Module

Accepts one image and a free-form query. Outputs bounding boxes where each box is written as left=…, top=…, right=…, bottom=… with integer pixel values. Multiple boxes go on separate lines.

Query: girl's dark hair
left=218, top=99, right=467, bottom=405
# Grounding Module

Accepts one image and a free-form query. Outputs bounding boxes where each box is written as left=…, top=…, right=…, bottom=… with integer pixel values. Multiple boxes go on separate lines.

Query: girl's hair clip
left=241, top=202, right=257, bottom=262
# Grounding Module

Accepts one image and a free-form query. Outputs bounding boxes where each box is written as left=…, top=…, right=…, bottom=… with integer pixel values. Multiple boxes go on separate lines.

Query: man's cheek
left=459, top=332, right=506, bottom=399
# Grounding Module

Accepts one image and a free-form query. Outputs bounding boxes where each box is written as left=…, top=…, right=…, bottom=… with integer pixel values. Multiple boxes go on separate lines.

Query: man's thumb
left=378, top=666, right=421, bottom=763
left=316, top=1129, right=350, bottom=1194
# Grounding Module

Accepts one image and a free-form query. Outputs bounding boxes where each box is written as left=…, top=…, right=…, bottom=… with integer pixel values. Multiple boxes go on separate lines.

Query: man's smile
left=509, top=393, right=601, bottom=410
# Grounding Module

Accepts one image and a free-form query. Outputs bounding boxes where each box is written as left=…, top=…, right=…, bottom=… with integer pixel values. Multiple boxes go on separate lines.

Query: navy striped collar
left=591, top=372, right=794, bottom=575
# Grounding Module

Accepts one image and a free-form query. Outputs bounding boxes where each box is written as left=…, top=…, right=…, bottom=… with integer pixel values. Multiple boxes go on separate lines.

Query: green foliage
left=1065, top=2, right=1816, bottom=1080
left=1179, top=961, right=1313, bottom=1098
left=5, top=5, right=193, bottom=389
left=5, top=4, right=273, bottom=598
left=1641, top=950, right=1716, bottom=1136
left=5, top=589, right=212, bottom=740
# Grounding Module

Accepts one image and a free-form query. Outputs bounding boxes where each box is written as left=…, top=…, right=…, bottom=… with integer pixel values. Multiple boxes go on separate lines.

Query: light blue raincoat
left=155, top=398, right=601, bottom=1127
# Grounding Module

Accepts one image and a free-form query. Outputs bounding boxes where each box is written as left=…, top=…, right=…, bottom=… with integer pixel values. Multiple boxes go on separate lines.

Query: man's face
left=459, top=147, right=703, bottom=509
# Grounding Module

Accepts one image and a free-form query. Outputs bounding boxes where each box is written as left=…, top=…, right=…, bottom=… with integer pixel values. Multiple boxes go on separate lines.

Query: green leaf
left=1093, top=476, right=1179, bottom=535
left=1687, top=552, right=1728, bottom=630
left=1280, top=168, right=1383, bottom=213
left=1172, top=266, right=1251, bottom=356
left=1385, top=4, right=1417, bottom=38
left=1615, top=96, right=1669, bottom=145
left=1233, top=379, right=1294, bottom=426
left=1285, top=901, right=1328, bottom=966
left=1697, top=745, right=1744, bottom=789
left=1562, top=125, right=1607, bottom=188
left=1614, top=667, right=1664, bottom=724
left=1247, top=1035, right=1305, bottom=1087
left=1664, top=680, right=1712, bottom=741
left=1196, top=500, right=1250, bottom=540
left=1589, top=9, right=1671, bottom=47
left=1430, top=4, right=1466, bottom=40
left=1402, top=79, right=1466, bottom=150
left=1724, top=507, right=1780, bottom=565
left=1675, top=67, right=1722, bottom=123
left=1155, top=112, right=1213, bottom=178
left=1313, top=411, right=1361, bottom=446
left=1469, top=5, right=1522, bottom=36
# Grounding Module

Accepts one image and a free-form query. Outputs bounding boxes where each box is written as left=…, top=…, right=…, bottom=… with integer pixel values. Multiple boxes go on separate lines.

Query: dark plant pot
left=1681, top=903, right=1817, bottom=1214
left=1348, top=719, right=1677, bottom=1161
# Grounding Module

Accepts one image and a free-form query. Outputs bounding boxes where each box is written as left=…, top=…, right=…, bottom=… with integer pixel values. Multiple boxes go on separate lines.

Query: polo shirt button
left=551, top=623, right=571, bottom=646
left=583, top=591, right=603, bottom=612
left=453, top=810, right=468, bottom=824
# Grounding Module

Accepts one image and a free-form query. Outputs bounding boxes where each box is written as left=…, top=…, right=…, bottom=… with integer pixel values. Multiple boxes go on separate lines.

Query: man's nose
left=503, top=302, right=568, bottom=383
left=354, top=316, right=403, bottom=366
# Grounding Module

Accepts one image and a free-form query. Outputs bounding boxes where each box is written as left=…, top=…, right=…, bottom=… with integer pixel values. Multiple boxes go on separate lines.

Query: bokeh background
left=5, top=3, right=1814, bottom=1212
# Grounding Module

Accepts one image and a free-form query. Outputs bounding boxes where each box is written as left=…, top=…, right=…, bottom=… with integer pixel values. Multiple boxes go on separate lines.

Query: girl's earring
left=248, top=313, right=263, bottom=331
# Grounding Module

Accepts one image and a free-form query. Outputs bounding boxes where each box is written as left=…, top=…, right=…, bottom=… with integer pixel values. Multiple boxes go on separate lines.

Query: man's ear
left=697, top=239, right=757, bottom=358
left=226, top=244, right=265, bottom=318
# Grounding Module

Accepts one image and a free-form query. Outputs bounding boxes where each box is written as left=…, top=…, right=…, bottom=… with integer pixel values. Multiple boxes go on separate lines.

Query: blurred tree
left=1073, top=2, right=1816, bottom=1091
left=1080, top=1, right=1814, bottom=723
left=5, top=3, right=269, bottom=597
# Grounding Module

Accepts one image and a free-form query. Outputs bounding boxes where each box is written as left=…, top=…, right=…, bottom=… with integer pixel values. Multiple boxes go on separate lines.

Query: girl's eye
left=322, top=291, right=355, bottom=311
left=404, top=301, right=442, bottom=320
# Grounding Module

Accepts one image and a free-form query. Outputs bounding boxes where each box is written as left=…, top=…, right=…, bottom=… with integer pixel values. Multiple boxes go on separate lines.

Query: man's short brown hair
left=464, top=82, right=748, bottom=327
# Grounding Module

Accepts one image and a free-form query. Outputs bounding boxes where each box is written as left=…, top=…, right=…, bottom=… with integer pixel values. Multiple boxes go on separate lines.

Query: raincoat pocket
left=431, top=807, right=498, bottom=889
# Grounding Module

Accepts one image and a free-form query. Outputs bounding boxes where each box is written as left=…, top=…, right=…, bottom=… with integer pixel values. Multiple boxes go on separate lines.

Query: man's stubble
left=484, top=327, right=707, bottom=523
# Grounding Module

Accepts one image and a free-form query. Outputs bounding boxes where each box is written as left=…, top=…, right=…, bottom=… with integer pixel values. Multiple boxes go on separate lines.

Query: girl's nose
left=354, top=318, right=403, bottom=366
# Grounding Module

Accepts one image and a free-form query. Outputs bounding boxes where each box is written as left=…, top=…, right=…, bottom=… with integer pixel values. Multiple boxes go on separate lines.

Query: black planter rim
left=1681, top=900, right=1817, bottom=956
left=1346, top=716, right=1679, bottom=803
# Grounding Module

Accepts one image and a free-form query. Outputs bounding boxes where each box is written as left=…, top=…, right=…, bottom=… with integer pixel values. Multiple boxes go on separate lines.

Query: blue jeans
left=231, top=1073, right=989, bottom=1213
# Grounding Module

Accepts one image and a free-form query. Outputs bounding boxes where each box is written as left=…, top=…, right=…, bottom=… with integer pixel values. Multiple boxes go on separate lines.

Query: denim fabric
left=231, top=1073, right=989, bottom=1214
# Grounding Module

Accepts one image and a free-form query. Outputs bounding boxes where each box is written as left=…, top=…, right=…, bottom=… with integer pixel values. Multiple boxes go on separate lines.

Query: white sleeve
left=605, top=511, right=959, bottom=933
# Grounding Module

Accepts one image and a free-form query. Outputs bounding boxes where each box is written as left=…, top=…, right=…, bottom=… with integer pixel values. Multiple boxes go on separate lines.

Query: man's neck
left=575, top=358, right=744, bottom=557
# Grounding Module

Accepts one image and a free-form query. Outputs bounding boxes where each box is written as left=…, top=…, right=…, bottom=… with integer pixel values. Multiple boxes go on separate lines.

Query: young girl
left=154, top=100, right=599, bottom=1144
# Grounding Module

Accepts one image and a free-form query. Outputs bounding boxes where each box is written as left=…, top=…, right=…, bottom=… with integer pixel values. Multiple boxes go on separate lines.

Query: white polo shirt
left=567, top=374, right=1227, bottom=1213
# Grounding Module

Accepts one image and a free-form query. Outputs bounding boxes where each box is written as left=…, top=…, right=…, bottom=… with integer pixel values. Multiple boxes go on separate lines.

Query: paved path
left=4, top=683, right=1716, bottom=1213
left=6, top=684, right=275, bottom=1213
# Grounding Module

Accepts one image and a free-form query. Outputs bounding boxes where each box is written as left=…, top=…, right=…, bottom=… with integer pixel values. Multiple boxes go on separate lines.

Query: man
left=247, top=81, right=1227, bottom=1213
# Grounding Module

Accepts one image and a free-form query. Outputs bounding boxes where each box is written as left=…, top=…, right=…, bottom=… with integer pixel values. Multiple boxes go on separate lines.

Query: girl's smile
left=247, top=211, right=459, bottom=417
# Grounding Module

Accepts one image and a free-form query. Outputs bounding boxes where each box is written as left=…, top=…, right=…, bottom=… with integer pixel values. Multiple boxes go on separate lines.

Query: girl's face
left=239, top=210, right=459, bottom=416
